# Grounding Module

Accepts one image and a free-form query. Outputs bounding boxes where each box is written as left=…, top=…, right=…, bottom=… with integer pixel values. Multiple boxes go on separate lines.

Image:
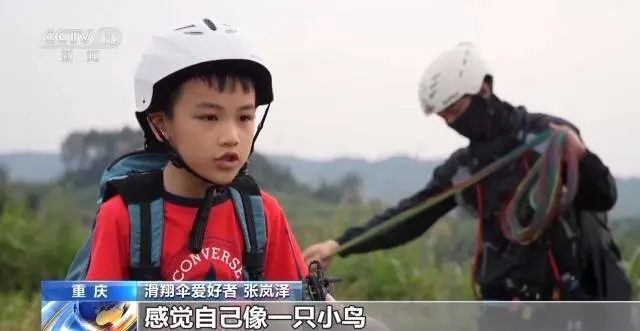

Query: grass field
left=2, top=187, right=639, bottom=330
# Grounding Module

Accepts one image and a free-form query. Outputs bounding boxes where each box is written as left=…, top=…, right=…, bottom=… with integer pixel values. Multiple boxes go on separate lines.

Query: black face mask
left=448, top=95, right=497, bottom=141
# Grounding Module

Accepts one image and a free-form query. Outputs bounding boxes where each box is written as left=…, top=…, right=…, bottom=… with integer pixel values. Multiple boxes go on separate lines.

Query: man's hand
left=550, top=123, right=587, bottom=159
left=302, top=240, right=340, bottom=269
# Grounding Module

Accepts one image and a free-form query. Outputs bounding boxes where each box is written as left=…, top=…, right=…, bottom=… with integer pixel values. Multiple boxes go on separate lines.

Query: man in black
left=302, top=42, right=632, bottom=330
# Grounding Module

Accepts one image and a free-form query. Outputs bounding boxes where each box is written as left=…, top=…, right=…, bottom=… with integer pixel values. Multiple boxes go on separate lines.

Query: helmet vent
left=174, top=24, right=196, bottom=31
left=428, top=73, right=440, bottom=100
left=203, top=18, right=217, bottom=31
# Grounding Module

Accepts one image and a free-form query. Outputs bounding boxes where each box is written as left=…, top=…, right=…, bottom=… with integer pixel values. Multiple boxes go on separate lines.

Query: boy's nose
left=218, top=126, right=240, bottom=146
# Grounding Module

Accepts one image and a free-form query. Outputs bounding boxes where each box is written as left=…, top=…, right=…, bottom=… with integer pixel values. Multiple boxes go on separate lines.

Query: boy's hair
left=139, top=62, right=258, bottom=150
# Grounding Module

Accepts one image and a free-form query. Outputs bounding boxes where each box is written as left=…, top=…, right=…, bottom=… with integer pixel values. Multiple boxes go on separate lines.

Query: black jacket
left=334, top=104, right=619, bottom=291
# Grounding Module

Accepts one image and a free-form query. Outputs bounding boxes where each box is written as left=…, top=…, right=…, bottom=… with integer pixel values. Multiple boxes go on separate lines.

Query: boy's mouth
left=214, top=152, right=240, bottom=169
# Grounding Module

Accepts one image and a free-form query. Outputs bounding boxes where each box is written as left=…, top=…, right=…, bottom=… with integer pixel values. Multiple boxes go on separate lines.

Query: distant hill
left=0, top=152, right=63, bottom=182
left=1, top=151, right=640, bottom=219
left=269, top=155, right=441, bottom=204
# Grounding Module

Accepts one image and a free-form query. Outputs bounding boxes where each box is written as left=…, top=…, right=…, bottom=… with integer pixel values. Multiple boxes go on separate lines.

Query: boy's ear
left=146, top=112, right=169, bottom=142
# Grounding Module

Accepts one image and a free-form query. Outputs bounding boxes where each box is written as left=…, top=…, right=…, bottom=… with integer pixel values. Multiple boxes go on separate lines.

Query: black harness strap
left=106, top=171, right=164, bottom=281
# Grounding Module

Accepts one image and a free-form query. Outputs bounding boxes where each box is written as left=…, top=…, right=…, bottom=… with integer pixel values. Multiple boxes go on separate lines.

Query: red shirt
left=86, top=190, right=308, bottom=281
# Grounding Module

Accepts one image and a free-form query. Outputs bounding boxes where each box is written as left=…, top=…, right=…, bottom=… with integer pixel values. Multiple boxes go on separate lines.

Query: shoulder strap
left=228, top=183, right=267, bottom=281
left=107, top=171, right=165, bottom=281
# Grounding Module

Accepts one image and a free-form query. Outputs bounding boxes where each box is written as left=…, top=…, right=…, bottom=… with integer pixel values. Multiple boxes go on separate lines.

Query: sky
left=1, top=0, right=639, bottom=176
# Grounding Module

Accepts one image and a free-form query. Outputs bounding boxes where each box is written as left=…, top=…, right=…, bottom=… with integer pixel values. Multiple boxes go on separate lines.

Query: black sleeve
left=333, top=151, right=462, bottom=257
left=540, top=115, right=618, bottom=212
left=573, top=149, right=617, bottom=211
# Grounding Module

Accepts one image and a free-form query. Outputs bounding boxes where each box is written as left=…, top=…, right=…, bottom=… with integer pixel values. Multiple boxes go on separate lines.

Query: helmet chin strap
left=234, top=103, right=271, bottom=177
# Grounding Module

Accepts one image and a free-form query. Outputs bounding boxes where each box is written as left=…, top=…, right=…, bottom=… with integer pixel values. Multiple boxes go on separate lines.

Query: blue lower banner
left=41, top=281, right=303, bottom=302
left=41, top=300, right=640, bottom=331
left=40, top=280, right=304, bottom=331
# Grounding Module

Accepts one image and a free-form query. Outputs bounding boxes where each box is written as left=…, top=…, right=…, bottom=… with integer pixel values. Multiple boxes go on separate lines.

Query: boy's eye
left=198, top=115, right=218, bottom=121
left=240, top=115, right=254, bottom=122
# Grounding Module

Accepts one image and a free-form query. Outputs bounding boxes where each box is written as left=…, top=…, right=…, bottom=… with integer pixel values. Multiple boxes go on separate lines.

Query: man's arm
left=333, top=151, right=462, bottom=257
left=544, top=116, right=617, bottom=212
left=85, top=196, right=130, bottom=280
left=573, top=150, right=617, bottom=211
left=262, top=193, right=308, bottom=281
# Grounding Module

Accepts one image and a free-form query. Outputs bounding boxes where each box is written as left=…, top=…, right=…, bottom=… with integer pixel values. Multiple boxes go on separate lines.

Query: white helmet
left=134, top=18, right=273, bottom=112
left=418, top=42, right=492, bottom=116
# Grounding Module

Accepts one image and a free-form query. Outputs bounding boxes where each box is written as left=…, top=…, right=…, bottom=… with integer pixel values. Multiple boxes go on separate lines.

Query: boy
left=84, top=18, right=307, bottom=282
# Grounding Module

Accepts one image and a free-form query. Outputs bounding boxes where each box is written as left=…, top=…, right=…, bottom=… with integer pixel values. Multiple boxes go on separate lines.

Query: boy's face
left=161, top=77, right=257, bottom=185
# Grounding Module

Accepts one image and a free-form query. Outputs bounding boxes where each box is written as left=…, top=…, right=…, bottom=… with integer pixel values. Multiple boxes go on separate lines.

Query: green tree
left=0, top=166, right=7, bottom=214
left=60, top=128, right=144, bottom=187
left=339, top=171, right=363, bottom=204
